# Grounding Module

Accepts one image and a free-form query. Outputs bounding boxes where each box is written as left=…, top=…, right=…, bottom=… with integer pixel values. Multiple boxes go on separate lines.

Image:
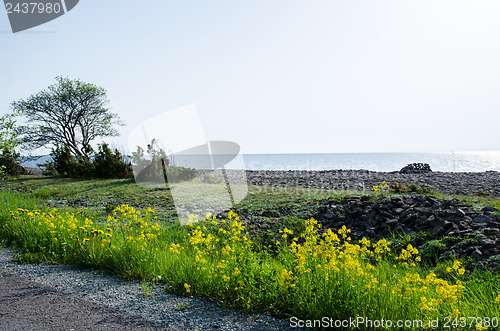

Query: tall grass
left=0, top=193, right=498, bottom=330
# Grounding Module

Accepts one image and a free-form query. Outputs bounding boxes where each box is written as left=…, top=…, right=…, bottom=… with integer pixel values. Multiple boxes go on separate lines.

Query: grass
left=1, top=175, right=499, bottom=330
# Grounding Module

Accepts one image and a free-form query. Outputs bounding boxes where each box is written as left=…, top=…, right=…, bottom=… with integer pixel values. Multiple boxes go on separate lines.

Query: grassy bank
left=1, top=176, right=500, bottom=330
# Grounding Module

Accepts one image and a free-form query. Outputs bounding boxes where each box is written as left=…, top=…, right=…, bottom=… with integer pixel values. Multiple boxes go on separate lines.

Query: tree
left=93, top=143, right=132, bottom=179
left=11, top=76, right=123, bottom=158
left=0, top=111, right=25, bottom=177
left=0, top=111, right=18, bottom=152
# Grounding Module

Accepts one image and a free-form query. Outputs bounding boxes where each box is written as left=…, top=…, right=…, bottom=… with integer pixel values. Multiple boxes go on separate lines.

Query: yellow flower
left=184, top=283, right=191, bottom=293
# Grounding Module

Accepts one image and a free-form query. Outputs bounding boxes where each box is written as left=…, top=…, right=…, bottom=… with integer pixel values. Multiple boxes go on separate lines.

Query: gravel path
left=0, top=248, right=293, bottom=331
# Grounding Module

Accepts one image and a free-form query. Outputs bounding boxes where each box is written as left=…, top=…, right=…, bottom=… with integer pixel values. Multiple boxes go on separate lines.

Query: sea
left=22, top=151, right=500, bottom=173
left=238, top=152, right=500, bottom=172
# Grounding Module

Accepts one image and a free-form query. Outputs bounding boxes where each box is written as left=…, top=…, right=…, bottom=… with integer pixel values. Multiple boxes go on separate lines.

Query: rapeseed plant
left=4, top=207, right=499, bottom=329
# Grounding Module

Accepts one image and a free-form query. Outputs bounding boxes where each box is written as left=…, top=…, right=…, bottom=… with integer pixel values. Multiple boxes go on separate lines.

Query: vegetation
left=11, top=76, right=123, bottom=159
left=131, top=138, right=197, bottom=184
left=0, top=111, right=25, bottom=177
left=1, top=177, right=499, bottom=330
left=46, top=143, right=132, bottom=179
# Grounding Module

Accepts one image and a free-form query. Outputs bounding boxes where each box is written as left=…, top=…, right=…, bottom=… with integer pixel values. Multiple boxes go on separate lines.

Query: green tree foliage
left=50, top=144, right=94, bottom=178
left=94, top=143, right=132, bottom=179
left=49, top=143, right=132, bottom=179
left=0, top=112, right=17, bottom=152
left=131, top=139, right=196, bottom=184
left=11, top=76, right=123, bottom=159
left=0, top=112, right=25, bottom=177
left=131, top=138, right=169, bottom=182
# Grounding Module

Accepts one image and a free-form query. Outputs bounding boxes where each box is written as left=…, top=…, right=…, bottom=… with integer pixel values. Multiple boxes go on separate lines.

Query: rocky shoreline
left=312, top=195, right=500, bottom=269
left=239, top=170, right=500, bottom=270
left=244, top=169, right=500, bottom=197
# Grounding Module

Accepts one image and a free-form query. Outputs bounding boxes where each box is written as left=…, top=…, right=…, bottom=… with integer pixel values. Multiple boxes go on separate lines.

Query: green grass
left=1, top=175, right=499, bottom=330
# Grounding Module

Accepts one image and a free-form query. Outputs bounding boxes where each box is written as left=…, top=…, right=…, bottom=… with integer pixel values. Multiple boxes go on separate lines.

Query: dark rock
left=480, top=238, right=496, bottom=248
left=297, top=189, right=500, bottom=268
left=472, top=247, right=483, bottom=259
left=459, top=221, right=471, bottom=230
left=456, top=209, right=466, bottom=217
left=443, top=220, right=455, bottom=230
left=393, top=208, right=404, bottom=214
left=400, top=163, right=432, bottom=174
left=482, top=206, right=499, bottom=214
left=426, top=196, right=439, bottom=205
left=432, top=226, right=445, bottom=235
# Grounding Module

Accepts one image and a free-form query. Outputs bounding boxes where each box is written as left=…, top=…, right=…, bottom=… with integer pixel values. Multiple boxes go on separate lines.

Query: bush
left=201, top=173, right=222, bottom=184
left=73, top=157, right=95, bottom=178
left=0, top=165, right=6, bottom=180
left=94, top=143, right=132, bottom=179
left=50, top=144, right=94, bottom=178
left=0, top=147, right=26, bottom=177
left=51, top=144, right=74, bottom=176
left=389, top=181, right=433, bottom=195
left=48, top=143, right=132, bottom=179
left=131, top=140, right=196, bottom=184
left=164, top=166, right=197, bottom=183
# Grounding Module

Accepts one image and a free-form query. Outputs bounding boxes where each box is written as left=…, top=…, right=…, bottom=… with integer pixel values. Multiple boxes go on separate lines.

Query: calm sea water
left=22, top=151, right=500, bottom=172
left=237, top=152, right=500, bottom=172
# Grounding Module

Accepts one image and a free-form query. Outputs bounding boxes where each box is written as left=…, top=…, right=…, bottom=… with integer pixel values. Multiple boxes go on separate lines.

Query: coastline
left=244, top=169, right=500, bottom=197
left=24, top=167, right=500, bottom=197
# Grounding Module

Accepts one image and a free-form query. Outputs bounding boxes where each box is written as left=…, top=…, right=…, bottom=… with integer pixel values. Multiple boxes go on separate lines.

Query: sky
left=1, top=0, right=500, bottom=155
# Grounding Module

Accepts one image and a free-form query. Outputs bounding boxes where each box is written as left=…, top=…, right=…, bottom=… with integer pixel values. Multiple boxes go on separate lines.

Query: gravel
left=0, top=247, right=294, bottom=331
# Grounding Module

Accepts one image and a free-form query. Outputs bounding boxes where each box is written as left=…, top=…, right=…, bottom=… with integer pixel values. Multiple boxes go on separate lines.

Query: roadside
left=0, top=271, right=173, bottom=331
left=0, top=248, right=293, bottom=331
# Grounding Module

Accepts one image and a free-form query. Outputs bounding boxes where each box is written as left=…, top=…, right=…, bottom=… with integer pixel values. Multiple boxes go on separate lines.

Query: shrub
left=0, top=165, right=6, bottom=180
left=93, top=143, right=132, bottom=179
left=0, top=147, right=26, bottom=177
left=51, top=144, right=75, bottom=176
left=50, top=144, right=95, bottom=178
left=131, top=140, right=196, bottom=184
left=164, top=166, right=197, bottom=183
left=390, top=181, right=433, bottom=195
left=201, top=173, right=223, bottom=184
left=73, top=157, right=95, bottom=178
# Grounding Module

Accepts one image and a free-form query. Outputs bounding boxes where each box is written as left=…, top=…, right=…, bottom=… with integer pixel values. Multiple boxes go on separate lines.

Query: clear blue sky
left=1, top=0, right=500, bottom=154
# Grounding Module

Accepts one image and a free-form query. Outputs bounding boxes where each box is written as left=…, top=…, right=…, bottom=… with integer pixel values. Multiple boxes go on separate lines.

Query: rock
left=305, top=192, right=500, bottom=267
left=432, top=226, right=445, bottom=235
left=456, top=209, right=466, bottom=217
left=459, top=221, right=471, bottom=231
left=426, top=196, right=439, bottom=205
left=482, top=206, right=499, bottom=214
left=480, top=238, right=496, bottom=248
left=443, top=220, right=455, bottom=230
left=399, top=163, right=432, bottom=174
left=472, top=247, right=483, bottom=259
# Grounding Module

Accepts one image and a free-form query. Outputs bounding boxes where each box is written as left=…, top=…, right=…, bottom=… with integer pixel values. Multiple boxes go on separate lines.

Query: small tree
left=131, top=139, right=196, bottom=184
left=50, top=144, right=94, bottom=178
left=0, top=111, right=25, bottom=177
left=131, top=138, right=169, bottom=182
left=12, top=76, right=123, bottom=158
left=94, top=143, right=132, bottom=179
